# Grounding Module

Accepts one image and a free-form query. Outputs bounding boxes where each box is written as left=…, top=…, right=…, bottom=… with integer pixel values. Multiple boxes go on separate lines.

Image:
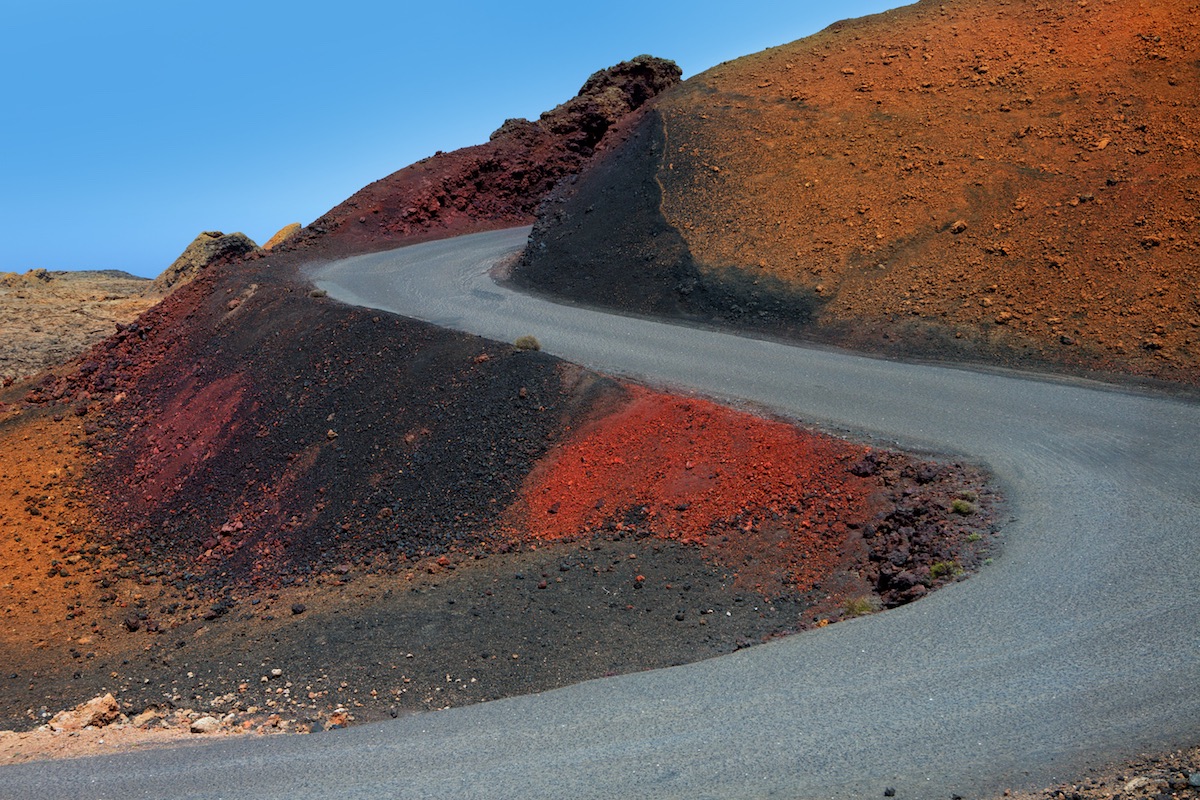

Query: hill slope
left=516, top=0, right=1200, bottom=386
left=0, top=53, right=994, bottom=743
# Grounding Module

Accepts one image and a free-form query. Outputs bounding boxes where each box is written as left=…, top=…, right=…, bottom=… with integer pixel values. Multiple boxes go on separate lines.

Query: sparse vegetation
left=514, top=335, right=541, bottom=351
left=951, top=498, right=976, bottom=515
left=929, top=560, right=963, bottom=580
left=844, top=596, right=880, bottom=617
left=966, top=532, right=983, bottom=543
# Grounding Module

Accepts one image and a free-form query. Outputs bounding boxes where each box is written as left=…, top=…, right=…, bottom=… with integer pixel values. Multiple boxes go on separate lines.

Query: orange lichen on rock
left=262, top=222, right=302, bottom=251
left=511, top=386, right=878, bottom=594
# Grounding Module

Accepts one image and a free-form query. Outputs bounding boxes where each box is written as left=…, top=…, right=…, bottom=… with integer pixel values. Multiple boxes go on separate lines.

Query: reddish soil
left=517, top=0, right=1200, bottom=388
left=514, top=388, right=879, bottom=595
left=509, top=387, right=992, bottom=615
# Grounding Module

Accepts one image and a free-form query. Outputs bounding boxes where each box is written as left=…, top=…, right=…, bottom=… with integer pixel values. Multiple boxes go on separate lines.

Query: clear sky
left=2, top=1, right=905, bottom=278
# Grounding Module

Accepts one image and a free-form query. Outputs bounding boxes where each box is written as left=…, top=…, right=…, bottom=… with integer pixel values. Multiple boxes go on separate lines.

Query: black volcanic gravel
left=80, top=266, right=622, bottom=591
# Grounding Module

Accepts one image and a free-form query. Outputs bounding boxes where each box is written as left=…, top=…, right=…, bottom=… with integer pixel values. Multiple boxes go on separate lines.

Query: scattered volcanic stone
left=48, top=694, right=121, bottom=732
left=189, top=716, right=220, bottom=734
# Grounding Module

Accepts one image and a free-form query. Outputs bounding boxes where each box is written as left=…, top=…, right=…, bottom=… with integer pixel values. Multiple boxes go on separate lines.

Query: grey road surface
left=5, top=227, right=1197, bottom=800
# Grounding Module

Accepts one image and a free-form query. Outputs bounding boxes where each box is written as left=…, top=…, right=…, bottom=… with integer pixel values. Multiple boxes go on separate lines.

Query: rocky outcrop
left=294, top=55, right=681, bottom=255
left=263, top=222, right=302, bottom=250
left=151, top=231, right=260, bottom=293
left=535, top=54, right=683, bottom=155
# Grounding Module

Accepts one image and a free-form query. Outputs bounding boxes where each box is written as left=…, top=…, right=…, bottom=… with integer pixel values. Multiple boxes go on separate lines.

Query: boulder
left=48, top=693, right=121, bottom=732
left=189, top=715, right=221, bottom=734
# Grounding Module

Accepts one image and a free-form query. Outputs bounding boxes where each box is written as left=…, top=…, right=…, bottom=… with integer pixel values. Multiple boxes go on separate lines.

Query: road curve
left=6, top=227, right=1198, bottom=800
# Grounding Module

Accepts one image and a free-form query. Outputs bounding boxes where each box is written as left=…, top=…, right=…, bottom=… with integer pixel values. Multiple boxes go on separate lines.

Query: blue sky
left=2, top=1, right=904, bottom=278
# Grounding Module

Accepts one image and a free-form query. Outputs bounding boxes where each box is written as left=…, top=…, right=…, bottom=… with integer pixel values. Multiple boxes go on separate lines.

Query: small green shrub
left=966, top=532, right=983, bottom=543
left=514, top=335, right=541, bottom=351
left=844, top=596, right=879, bottom=617
left=951, top=498, right=976, bottom=515
left=929, top=560, right=962, bottom=580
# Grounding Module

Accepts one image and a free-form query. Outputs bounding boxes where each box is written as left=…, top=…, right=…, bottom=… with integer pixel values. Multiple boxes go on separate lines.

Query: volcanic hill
left=516, top=0, right=1200, bottom=388
left=0, top=53, right=996, bottom=748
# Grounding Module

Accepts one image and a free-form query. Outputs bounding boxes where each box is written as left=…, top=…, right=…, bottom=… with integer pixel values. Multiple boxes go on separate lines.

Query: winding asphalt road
left=5, top=227, right=1198, bottom=800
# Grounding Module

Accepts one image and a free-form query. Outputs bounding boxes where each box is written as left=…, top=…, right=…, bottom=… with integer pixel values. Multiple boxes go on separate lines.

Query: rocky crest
left=285, top=55, right=681, bottom=256
left=263, top=222, right=302, bottom=250
left=151, top=231, right=261, bottom=292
